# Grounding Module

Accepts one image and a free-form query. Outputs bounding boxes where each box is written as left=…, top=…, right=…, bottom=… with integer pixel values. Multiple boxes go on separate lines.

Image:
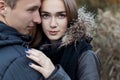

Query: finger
left=32, top=48, right=46, bottom=56
left=29, top=48, right=48, bottom=59
left=29, top=63, right=44, bottom=74
left=26, top=48, right=42, bottom=57
left=26, top=48, right=50, bottom=65
left=26, top=53, right=41, bottom=65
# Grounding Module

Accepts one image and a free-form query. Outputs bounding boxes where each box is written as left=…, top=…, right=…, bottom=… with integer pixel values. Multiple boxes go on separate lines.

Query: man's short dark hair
left=3, top=0, right=19, bottom=9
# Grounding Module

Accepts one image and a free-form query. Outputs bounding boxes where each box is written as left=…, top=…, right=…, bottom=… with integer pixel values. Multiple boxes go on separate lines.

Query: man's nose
left=33, top=11, right=41, bottom=24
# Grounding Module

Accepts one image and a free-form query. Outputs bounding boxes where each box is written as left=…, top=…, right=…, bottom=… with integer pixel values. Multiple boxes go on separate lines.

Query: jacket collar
left=0, top=21, right=31, bottom=47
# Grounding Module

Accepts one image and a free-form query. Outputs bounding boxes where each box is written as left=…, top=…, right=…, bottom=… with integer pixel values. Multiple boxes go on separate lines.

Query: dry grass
left=92, top=9, right=120, bottom=80
left=75, top=0, right=120, bottom=79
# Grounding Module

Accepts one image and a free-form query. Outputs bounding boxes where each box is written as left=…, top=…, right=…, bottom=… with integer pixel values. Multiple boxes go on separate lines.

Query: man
left=0, top=0, right=42, bottom=80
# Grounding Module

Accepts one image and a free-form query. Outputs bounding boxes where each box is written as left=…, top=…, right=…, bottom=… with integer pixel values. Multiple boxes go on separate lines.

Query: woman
left=26, top=0, right=101, bottom=80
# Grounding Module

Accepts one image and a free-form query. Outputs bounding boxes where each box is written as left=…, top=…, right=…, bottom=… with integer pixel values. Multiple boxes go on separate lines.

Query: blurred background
left=76, top=0, right=120, bottom=80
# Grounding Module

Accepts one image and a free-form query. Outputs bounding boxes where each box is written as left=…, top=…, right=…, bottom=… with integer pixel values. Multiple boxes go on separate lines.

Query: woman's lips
left=49, top=31, right=58, bottom=35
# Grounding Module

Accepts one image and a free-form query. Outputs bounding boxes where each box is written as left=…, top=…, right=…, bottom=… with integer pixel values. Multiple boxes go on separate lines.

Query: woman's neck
left=50, top=40, right=57, bottom=45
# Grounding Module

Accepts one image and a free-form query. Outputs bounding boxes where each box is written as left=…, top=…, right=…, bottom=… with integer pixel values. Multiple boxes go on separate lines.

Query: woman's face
left=41, top=0, right=67, bottom=43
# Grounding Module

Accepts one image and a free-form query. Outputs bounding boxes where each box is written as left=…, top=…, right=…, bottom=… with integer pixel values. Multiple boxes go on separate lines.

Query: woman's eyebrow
left=56, top=11, right=66, bottom=14
left=40, top=11, right=49, bottom=13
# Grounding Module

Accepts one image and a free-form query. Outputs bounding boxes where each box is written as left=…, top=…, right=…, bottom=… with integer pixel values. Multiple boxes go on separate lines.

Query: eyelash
left=41, top=14, right=50, bottom=19
left=57, top=14, right=66, bottom=19
left=27, top=8, right=38, bottom=13
left=41, top=13, right=66, bottom=19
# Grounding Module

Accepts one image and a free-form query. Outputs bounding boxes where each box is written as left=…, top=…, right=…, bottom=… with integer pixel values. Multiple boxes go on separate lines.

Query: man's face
left=4, top=0, right=41, bottom=35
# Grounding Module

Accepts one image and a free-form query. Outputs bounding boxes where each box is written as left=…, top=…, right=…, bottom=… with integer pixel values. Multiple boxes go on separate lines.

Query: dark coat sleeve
left=46, top=65, right=71, bottom=80
left=77, top=50, right=101, bottom=80
left=46, top=50, right=100, bottom=80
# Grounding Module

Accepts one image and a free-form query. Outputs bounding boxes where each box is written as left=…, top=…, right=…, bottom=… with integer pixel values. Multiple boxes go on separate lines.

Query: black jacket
left=40, top=40, right=101, bottom=80
left=38, top=8, right=101, bottom=80
left=0, top=22, right=43, bottom=80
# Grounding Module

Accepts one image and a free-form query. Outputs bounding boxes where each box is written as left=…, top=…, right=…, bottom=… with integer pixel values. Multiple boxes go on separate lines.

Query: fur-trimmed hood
left=61, top=7, right=96, bottom=46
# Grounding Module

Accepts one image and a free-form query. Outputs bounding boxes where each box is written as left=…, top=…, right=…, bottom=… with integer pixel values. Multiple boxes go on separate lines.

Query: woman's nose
left=50, top=17, right=57, bottom=28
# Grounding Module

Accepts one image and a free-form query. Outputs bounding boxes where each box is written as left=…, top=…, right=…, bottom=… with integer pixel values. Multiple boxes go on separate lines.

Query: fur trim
left=61, top=7, right=96, bottom=46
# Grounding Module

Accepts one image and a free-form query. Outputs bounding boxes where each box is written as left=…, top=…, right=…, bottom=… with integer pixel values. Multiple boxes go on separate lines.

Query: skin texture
left=26, top=48, right=55, bottom=78
left=26, top=0, right=68, bottom=78
left=0, top=0, right=41, bottom=35
left=26, top=0, right=81, bottom=79
left=41, top=0, right=67, bottom=44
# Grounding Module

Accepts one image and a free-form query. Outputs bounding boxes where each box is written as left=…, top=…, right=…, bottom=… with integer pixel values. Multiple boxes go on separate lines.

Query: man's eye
left=41, top=14, right=50, bottom=19
left=27, top=8, right=38, bottom=13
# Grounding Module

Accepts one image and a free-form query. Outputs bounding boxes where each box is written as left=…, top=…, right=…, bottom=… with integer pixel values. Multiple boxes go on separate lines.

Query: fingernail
left=26, top=53, right=30, bottom=56
left=25, top=48, right=31, bottom=51
left=29, top=62, right=32, bottom=66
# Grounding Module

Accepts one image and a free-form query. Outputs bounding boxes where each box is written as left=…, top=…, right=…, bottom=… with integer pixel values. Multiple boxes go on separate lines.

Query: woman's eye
left=41, top=14, right=50, bottom=19
left=57, top=14, right=66, bottom=19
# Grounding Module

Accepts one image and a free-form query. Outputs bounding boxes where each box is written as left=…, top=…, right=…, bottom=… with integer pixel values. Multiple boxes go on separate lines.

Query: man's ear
left=0, top=0, right=7, bottom=16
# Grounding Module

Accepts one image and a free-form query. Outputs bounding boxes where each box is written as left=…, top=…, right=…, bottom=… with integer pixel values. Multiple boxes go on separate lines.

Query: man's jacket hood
left=0, top=22, right=30, bottom=47
left=0, top=22, right=42, bottom=80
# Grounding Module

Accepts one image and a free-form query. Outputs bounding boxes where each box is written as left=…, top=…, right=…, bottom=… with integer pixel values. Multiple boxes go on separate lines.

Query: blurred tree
left=75, top=0, right=120, bottom=12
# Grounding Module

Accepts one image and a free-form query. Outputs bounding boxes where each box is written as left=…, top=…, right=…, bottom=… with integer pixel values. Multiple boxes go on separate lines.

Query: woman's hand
left=26, top=48, right=55, bottom=78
